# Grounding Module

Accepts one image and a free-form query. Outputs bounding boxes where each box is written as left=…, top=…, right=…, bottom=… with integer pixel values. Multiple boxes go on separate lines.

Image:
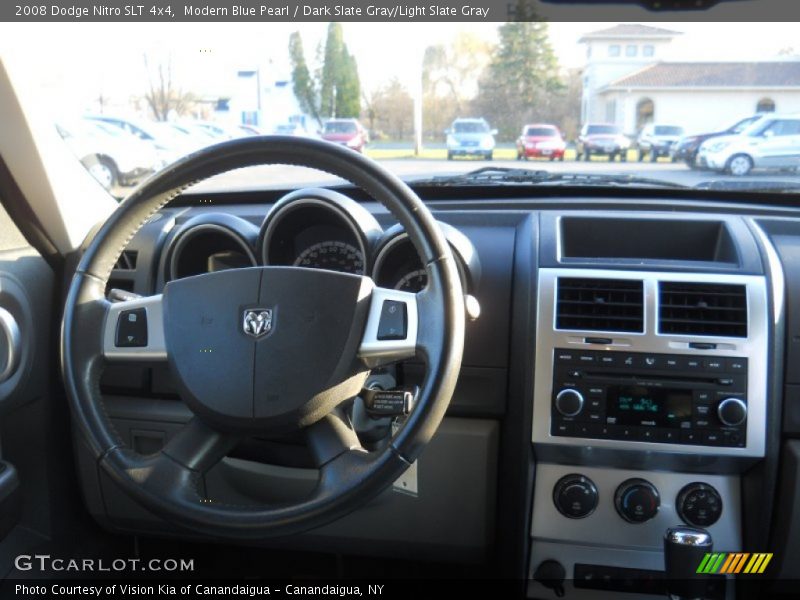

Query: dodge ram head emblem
left=242, top=308, right=273, bottom=338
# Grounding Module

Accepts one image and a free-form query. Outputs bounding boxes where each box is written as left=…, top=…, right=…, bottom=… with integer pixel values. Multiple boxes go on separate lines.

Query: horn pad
left=163, top=267, right=371, bottom=432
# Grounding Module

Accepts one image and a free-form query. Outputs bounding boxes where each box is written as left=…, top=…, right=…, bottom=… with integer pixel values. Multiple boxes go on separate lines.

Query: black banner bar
left=3, top=0, right=800, bottom=22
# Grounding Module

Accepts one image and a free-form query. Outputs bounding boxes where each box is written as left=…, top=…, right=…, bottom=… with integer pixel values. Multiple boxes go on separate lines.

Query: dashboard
left=85, top=185, right=800, bottom=598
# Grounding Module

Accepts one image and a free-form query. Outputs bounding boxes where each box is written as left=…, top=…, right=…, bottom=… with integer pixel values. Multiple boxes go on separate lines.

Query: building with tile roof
left=579, top=25, right=800, bottom=135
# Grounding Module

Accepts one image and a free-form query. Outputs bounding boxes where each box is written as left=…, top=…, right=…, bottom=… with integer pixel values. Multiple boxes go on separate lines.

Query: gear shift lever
left=664, top=526, right=713, bottom=599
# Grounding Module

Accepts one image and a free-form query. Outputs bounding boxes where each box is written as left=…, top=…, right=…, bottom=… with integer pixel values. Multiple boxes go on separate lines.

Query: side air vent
left=114, top=250, right=138, bottom=270
left=556, top=278, right=644, bottom=333
left=659, top=282, right=747, bottom=338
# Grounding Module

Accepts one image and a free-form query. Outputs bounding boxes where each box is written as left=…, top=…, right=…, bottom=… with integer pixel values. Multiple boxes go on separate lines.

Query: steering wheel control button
left=717, top=397, right=747, bottom=427
left=377, top=300, right=407, bottom=340
left=115, top=308, right=148, bottom=347
left=615, top=478, right=660, bottom=523
left=677, top=483, right=723, bottom=527
left=554, top=388, right=584, bottom=418
left=553, top=474, right=598, bottom=519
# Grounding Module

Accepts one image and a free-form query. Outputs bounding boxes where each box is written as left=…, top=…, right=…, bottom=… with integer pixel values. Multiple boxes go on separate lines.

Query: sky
left=1, top=21, right=799, bottom=117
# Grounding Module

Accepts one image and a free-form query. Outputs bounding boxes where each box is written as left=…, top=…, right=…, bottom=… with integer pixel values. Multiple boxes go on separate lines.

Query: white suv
left=698, top=113, right=800, bottom=176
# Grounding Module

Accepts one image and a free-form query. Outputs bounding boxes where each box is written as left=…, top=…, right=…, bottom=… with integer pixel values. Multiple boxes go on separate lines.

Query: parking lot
left=178, top=150, right=800, bottom=195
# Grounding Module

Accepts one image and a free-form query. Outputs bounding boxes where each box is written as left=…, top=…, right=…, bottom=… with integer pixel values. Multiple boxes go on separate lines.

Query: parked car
left=636, top=124, right=684, bottom=162
left=56, top=119, right=160, bottom=190
left=446, top=118, right=497, bottom=160
left=320, top=118, right=368, bottom=152
left=672, top=115, right=762, bottom=168
left=575, top=123, right=631, bottom=161
left=516, top=124, right=566, bottom=161
left=697, top=113, right=800, bottom=176
left=86, top=115, right=205, bottom=166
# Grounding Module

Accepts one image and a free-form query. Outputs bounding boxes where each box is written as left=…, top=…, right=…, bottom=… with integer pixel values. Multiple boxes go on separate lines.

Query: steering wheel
left=61, top=137, right=465, bottom=539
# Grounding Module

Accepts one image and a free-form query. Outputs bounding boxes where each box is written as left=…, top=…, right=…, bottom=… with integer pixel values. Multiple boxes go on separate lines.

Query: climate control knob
left=677, top=482, right=723, bottom=527
left=615, top=478, right=660, bottom=523
left=555, top=389, right=584, bottom=417
left=717, top=397, right=747, bottom=427
left=553, top=474, right=598, bottom=519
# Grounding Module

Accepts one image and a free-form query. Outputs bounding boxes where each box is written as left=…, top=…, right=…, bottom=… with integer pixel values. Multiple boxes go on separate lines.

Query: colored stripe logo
left=696, top=553, right=773, bottom=574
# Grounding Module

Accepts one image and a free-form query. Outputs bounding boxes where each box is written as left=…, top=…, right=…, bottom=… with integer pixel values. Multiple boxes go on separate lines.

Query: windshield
left=654, top=126, right=683, bottom=136
left=324, top=121, right=357, bottom=134
left=526, top=127, right=558, bottom=137
left=3, top=20, right=800, bottom=197
left=586, top=125, right=621, bottom=136
left=453, top=121, right=490, bottom=134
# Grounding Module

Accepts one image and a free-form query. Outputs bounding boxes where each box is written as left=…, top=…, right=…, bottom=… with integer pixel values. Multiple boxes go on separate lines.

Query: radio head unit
left=532, top=268, right=768, bottom=459
left=551, top=349, right=747, bottom=447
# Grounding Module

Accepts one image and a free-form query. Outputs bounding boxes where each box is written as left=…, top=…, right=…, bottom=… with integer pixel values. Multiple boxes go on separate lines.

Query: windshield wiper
left=413, top=167, right=688, bottom=189
left=695, top=179, right=800, bottom=194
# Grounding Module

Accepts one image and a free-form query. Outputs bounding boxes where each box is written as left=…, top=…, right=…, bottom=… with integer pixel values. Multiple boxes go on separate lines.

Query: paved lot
left=115, top=156, right=800, bottom=197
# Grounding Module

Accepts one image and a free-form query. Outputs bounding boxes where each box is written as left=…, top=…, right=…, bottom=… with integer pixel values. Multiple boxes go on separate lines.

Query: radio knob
left=615, top=478, right=660, bottom=523
left=555, top=388, right=584, bottom=417
left=717, top=397, right=747, bottom=427
left=553, top=474, right=598, bottom=519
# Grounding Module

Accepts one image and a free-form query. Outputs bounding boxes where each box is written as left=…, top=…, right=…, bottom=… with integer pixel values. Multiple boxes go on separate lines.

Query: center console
left=528, top=215, right=775, bottom=598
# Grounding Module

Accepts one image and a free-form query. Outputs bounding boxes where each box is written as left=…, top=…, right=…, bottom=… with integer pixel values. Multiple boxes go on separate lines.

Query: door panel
left=0, top=199, right=55, bottom=546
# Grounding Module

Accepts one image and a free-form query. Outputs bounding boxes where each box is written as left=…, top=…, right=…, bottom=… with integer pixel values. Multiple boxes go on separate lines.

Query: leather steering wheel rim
left=61, top=136, right=465, bottom=539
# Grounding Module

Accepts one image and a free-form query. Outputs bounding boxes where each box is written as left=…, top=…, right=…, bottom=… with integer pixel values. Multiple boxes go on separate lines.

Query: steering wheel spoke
left=162, top=417, right=240, bottom=474
left=102, top=294, right=167, bottom=363
left=358, top=286, right=419, bottom=368
left=305, top=408, right=365, bottom=469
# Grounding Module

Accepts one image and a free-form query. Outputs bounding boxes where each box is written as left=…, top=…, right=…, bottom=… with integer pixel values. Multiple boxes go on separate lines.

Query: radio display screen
left=606, top=385, right=692, bottom=428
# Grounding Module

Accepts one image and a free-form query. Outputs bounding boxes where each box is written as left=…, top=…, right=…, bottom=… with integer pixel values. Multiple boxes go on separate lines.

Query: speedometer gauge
left=394, top=269, right=427, bottom=292
left=293, top=240, right=365, bottom=274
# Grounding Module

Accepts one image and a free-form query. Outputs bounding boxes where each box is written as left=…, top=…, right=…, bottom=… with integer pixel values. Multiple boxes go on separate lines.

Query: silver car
left=446, top=118, right=497, bottom=160
left=697, top=113, right=800, bottom=176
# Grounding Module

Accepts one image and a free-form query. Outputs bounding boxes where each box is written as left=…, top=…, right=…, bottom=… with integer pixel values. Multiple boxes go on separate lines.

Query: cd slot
left=582, top=371, right=722, bottom=386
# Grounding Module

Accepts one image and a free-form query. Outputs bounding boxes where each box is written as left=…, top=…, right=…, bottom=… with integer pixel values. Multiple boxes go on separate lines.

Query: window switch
left=116, top=308, right=148, bottom=347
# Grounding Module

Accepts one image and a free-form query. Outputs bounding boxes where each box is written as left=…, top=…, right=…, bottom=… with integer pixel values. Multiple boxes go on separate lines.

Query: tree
left=142, top=54, right=195, bottom=121
left=364, top=78, right=414, bottom=140
left=288, top=32, right=319, bottom=124
left=472, top=7, right=563, bottom=139
left=290, top=24, right=361, bottom=123
left=422, top=31, right=491, bottom=138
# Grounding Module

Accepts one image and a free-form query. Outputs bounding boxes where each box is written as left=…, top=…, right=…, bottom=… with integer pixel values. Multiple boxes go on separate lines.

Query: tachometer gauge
left=394, top=268, right=427, bottom=293
left=293, top=240, right=365, bottom=274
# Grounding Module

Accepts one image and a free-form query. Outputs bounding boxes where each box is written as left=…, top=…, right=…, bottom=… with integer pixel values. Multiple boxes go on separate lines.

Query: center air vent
left=659, top=282, right=747, bottom=338
left=556, top=278, right=644, bottom=333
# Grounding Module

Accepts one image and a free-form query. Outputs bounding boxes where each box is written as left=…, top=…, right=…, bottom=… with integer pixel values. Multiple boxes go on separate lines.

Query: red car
left=321, top=119, right=368, bottom=153
left=516, top=124, right=566, bottom=161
